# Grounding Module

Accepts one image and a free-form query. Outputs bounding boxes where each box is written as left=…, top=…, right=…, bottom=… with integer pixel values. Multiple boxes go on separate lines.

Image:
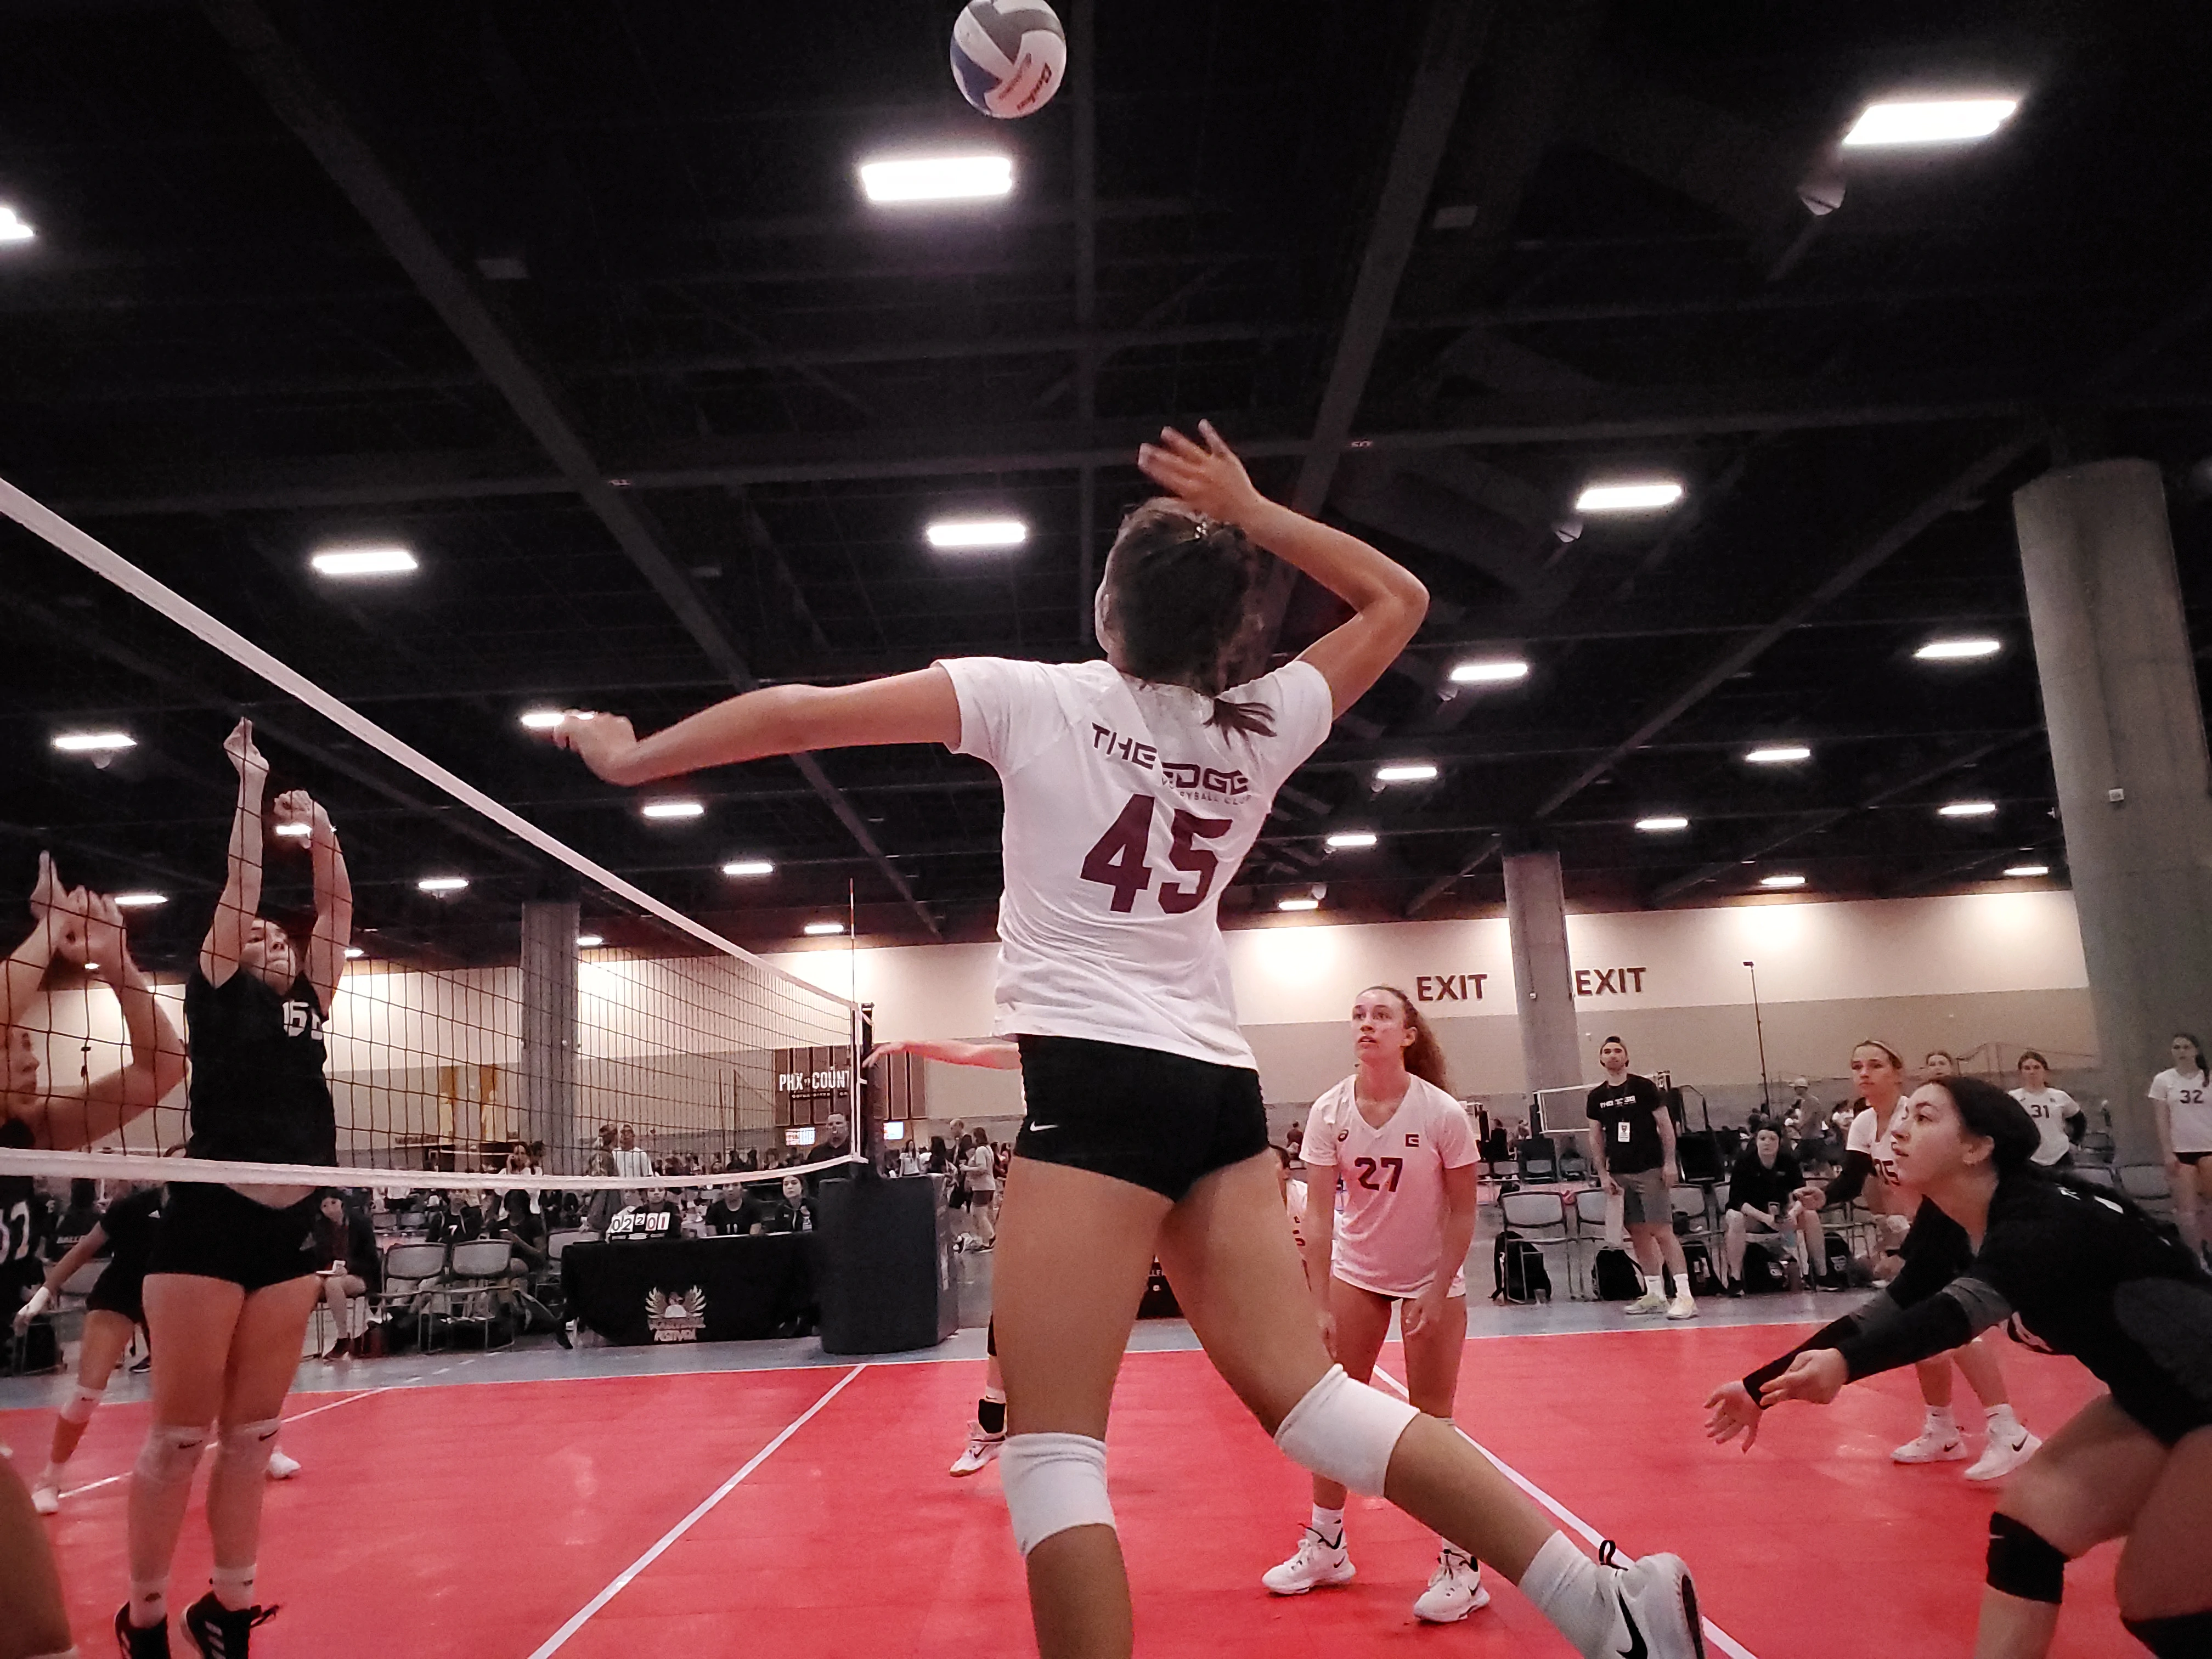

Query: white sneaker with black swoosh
left=1592, top=1544, right=1705, bottom=1659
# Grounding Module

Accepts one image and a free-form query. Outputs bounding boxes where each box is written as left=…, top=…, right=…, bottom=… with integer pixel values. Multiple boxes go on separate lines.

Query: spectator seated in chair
left=1719, top=1121, right=1821, bottom=1294
left=311, top=1193, right=382, bottom=1359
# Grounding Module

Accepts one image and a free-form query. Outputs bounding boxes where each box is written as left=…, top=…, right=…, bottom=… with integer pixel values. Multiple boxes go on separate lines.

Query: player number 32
left=1080, top=792, right=1233, bottom=915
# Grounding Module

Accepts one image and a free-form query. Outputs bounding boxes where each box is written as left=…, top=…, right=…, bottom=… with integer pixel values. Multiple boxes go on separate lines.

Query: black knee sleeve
left=2123, top=1610, right=2212, bottom=1657
left=1987, top=1514, right=2068, bottom=1604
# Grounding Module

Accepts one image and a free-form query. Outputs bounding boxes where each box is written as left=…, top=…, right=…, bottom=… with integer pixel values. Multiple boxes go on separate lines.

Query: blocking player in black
left=1707, top=1075, right=2212, bottom=1658
left=121, top=720, right=352, bottom=1659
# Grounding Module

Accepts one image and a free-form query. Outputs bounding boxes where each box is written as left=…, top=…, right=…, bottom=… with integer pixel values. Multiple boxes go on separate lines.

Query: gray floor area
left=0, top=1244, right=1845, bottom=1417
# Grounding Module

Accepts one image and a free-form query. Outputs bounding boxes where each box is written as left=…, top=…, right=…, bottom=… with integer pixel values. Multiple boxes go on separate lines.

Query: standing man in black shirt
left=1585, top=1037, right=1696, bottom=1320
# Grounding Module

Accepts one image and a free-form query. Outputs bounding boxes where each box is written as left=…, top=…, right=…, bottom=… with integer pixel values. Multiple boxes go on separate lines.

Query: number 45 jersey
left=942, top=655, right=1335, bottom=1069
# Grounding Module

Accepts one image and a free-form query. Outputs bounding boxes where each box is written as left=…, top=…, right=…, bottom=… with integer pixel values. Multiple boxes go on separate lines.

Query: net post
left=851, top=1000, right=873, bottom=1171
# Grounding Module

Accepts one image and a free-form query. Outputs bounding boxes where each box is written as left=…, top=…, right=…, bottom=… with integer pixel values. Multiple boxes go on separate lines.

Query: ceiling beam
left=200, top=0, right=938, bottom=936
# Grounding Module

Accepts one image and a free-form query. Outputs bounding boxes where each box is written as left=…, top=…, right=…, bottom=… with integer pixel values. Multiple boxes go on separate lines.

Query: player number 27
left=1080, top=793, right=1233, bottom=915
left=1352, top=1156, right=1403, bottom=1192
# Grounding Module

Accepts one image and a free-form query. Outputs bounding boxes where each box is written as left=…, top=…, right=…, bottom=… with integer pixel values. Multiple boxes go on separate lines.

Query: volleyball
left=950, top=1, right=1066, bottom=120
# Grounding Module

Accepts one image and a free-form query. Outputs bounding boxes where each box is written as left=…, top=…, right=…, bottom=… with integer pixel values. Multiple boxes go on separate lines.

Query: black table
left=561, top=1233, right=816, bottom=1346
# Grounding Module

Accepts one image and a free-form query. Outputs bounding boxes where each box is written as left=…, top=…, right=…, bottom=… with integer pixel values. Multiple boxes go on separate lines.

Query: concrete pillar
left=518, top=900, right=579, bottom=1167
left=1504, top=849, right=1582, bottom=1119
left=2012, top=459, right=2212, bottom=1155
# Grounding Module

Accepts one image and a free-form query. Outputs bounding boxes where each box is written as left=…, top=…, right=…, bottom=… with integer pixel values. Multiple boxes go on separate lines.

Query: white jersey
left=2149, top=1068, right=2212, bottom=1154
left=1846, top=1103, right=1908, bottom=1195
left=943, top=656, right=1335, bottom=1068
left=2010, top=1087, right=2081, bottom=1166
left=1302, top=1075, right=1479, bottom=1299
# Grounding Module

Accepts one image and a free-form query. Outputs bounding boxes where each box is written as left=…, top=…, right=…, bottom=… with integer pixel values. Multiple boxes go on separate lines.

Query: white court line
left=527, top=1362, right=868, bottom=1659
left=57, top=1384, right=396, bottom=1499
left=1370, top=1363, right=1759, bottom=1659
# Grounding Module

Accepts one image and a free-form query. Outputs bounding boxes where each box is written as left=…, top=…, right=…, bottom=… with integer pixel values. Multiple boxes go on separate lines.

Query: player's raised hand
left=1703, top=1381, right=1762, bottom=1449
left=1136, top=420, right=1266, bottom=526
left=540, top=712, right=642, bottom=787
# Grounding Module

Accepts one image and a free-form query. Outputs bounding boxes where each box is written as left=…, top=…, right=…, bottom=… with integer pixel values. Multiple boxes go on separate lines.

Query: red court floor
left=9, top=1324, right=2134, bottom=1657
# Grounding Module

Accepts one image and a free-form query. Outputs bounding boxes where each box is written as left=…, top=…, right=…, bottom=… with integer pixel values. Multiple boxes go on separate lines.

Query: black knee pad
left=2123, top=1610, right=2212, bottom=1657
left=1987, top=1514, right=2068, bottom=1604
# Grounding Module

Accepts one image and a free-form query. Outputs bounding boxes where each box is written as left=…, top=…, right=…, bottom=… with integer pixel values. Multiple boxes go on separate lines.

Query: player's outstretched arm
left=865, top=1037, right=1022, bottom=1071
left=544, top=668, right=961, bottom=788
left=1136, top=420, right=1427, bottom=717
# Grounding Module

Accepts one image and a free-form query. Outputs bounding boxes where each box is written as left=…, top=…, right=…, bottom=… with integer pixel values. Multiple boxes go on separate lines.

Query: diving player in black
left=1708, top=1075, right=2212, bottom=1658
left=120, top=721, right=352, bottom=1659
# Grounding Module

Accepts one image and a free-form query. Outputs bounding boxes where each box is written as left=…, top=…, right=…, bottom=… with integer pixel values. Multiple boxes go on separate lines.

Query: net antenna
left=0, top=470, right=864, bottom=1201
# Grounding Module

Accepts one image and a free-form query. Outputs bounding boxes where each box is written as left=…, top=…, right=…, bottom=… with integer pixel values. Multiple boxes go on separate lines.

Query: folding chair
left=1497, top=1189, right=1571, bottom=1299
left=1569, top=1185, right=1618, bottom=1299
left=2118, top=1165, right=2174, bottom=1218
left=376, top=1240, right=448, bottom=1351
left=433, top=1239, right=518, bottom=1351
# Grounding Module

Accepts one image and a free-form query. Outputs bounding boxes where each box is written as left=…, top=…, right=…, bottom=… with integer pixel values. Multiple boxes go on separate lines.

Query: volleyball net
left=0, top=471, right=869, bottom=1227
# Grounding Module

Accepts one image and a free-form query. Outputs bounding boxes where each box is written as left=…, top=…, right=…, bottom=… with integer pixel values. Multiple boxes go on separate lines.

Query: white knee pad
left=998, top=1432, right=1115, bottom=1557
left=134, top=1424, right=209, bottom=1490
left=1273, top=1364, right=1420, bottom=1496
left=215, top=1417, right=281, bottom=1480
left=59, top=1383, right=107, bottom=1426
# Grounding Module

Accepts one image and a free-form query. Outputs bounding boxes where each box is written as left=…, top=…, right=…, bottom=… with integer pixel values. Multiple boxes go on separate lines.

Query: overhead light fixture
left=859, top=153, right=1013, bottom=205
left=804, top=921, right=845, bottom=936
left=1448, top=658, right=1529, bottom=685
left=1277, top=896, right=1321, bottom=912
left=52, top=730, right=135, bottom=754
left=1575, top=480, right=1684, bottom=514
left=416, top=876, right=469, bottom=894
left=1915, top=637, right=2002, bottom=662
left=641, top=800, right=705, bottom=820
left=1843, top=97, right=2019, bottom=149
left=577, top=933, right=604, bottom=949
left=518, top=709, right=566, bottom=731
left=0, top=205, right=34, bottom=244
left=309, top=546, right=417, bottom=578
left=721, top=859, right=775, bottom=878
left=1325, top=831, right=1378, bottom=850
left=1374, top=763, right=1438, bottom=785
left=2003, top=864, right=2050, bottom=878
left=1759, top=874, right=1807, bottom=890
left=1939, top=800, right=1998, bottom=818
left=926, top=517, right=1028, bottom=550
left=343, top=946, right=365, bottom=960
left=112, top=892, right=167, bottom=909
left=273, top=822, right=311, bottom=839
left=1635, top=815, right=1690, bottom=833
left=1745, top=744, right=1812, bottom=765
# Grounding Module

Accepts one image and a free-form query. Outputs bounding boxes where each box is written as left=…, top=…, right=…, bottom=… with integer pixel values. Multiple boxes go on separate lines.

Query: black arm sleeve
left=1742, top=1307, right=1872, bottom=1396
left=1821, top=1149, right=1876, bottom=1207
left=1832, top=1277, right=2010, bottom=1379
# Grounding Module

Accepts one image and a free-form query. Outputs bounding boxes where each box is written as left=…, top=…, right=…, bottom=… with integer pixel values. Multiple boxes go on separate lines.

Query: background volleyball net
left=0, top=472, right=865, bottom=1215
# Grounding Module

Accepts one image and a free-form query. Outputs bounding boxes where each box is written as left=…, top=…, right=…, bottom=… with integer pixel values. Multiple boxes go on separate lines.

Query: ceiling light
left=641, top=800, right=705, bottom=820
left=1635, top=816, right=1690, bottom=833
left=1448, top=658, right=1529, bottom=685
left=1325, top=832, right=1378, bottom=850
left=1915, top=637, right=2002, bottom=661
left=721, top=859, right=775, bottom=877
left=859, top=153, right=1013, bottom=205
left=804, top=921, right=845, bottom=936
left=2003, top=864, right=2050, bottom=878
left=416, top=876, right=469, bottom=894
left=577, top=934, right=603, bottom=949
left=926, top=517, right=1028, bottom=550
left=1277, top=896, right=1321, bottom=912
left=1759, top=874, right=1807, bottom=890
left=111, top=893, right=167, bottom=909
left=1374, top=763, right=1438, bottom=785
left=1745, top=744, right=1812, bottom=765
left=52, top=730, right=135, bottom=754
left=1939, top=800, right=1998, bottom=817
left=518, top=709, right=565, bottom=731
left=273, top=821, right=311, bottom=838
left=344, top=946, right=365, bottom=960
left=1843, top=98, right=2019, bottom=149
left=309, top=546, right=416, bottom=578
left=0, top=205, right=34, bottom=244
left=1575, top=480, right=1684, bottom=514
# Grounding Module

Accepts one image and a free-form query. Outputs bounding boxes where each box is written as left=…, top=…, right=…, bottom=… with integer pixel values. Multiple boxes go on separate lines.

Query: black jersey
left=184, top=966, right=336, bottom=1167
left=1587, top=1074, right=1667, bottom=1175
left=98, top=1187, right=165, bottom=1293
left=1748, top=1170, right=2212, bottom=1443
left=1724, top=1148, right=1804, bottom=1216
left=0, top=1117, right=45, bottom=1294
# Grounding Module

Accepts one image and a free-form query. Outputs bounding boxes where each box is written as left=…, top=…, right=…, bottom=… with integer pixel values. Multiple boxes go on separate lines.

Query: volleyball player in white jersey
left=548, top=422, right=1706, bottom=1659
left=2148, top=1032, right=2210, bottom=1265
left=1804, top=1041, right=2038, bottom=1480
left=865, top=1036, right=1023, bottom=1475
left=1263, top=986, right=1485, bottom=1623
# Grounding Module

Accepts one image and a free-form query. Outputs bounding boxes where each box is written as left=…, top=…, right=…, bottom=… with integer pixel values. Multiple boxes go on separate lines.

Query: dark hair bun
left=1942, top=1075, right=2041, bottom=1172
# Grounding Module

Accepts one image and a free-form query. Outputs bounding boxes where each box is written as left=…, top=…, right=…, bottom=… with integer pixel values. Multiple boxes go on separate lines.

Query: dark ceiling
left=4, top=0, right=2210, bottom=972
